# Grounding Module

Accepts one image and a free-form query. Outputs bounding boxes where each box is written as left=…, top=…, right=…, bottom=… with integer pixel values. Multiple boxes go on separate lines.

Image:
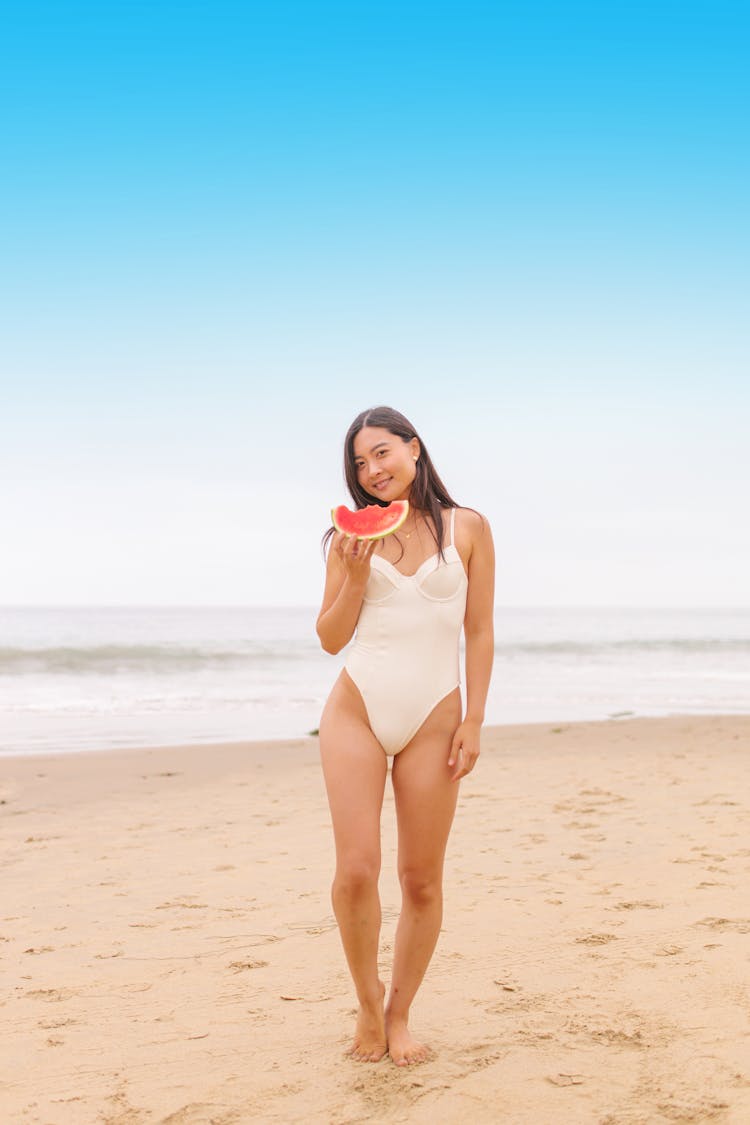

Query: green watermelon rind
left=331, top=500, right=410, bottom=540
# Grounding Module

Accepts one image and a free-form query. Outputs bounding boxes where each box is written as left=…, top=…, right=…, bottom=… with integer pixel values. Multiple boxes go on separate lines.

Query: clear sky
left=2, top=1, right=748, bottom=607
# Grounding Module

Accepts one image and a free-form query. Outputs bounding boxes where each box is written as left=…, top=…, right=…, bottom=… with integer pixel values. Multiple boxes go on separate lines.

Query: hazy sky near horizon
left=2, top=1, right=748, bottom=607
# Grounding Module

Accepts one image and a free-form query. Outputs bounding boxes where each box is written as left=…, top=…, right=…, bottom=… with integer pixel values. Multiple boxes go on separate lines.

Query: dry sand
left=2, top=715, right=749, bottom=1124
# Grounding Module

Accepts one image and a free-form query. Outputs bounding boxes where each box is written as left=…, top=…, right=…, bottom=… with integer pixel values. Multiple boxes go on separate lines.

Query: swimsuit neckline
left=371, top=545, right=465, bottom=582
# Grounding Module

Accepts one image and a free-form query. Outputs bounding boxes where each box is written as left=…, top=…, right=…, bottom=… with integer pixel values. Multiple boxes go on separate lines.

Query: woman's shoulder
left=445, top=507, right=492, bottom=560
left=450, top=506, right=491, bottom=535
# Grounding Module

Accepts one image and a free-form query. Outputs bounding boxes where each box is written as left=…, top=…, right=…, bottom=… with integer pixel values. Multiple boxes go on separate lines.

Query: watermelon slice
left=331, top=500, right=409, bottom=540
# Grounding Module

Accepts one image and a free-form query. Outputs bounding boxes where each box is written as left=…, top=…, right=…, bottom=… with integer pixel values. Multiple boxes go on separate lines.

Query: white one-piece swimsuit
left=345, top=507, right=468, bottom=756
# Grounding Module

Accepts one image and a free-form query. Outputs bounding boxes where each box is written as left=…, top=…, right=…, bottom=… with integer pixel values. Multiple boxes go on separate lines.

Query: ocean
left=0, top=606, right=748, bottom=757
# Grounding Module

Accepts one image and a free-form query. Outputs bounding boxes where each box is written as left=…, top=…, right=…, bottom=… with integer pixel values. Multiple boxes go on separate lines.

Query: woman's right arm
left=316, top=534, right=376, bottom=654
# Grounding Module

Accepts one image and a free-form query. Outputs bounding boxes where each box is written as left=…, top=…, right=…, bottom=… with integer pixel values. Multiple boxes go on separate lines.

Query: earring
left=413, top=456, right=418, bottom=462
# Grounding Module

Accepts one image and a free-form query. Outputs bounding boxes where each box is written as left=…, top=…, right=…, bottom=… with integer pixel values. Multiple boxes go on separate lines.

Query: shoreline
left=2, top=707, right=749, bottom=765
left=3, top=713, right=749, bottom=1123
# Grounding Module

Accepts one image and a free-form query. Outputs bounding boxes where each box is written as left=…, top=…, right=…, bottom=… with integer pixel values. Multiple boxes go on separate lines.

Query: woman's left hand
left=448, top=719, right=481, bottom=782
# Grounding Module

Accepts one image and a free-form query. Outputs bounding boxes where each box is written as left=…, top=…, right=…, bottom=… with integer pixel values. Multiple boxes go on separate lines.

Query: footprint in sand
left=579, top=788, right=627, bottom=806
left=694, top=917, right=750, bottom=934
left=589, top=1027, right=645, bottom=1048
left=657, top=1095, right=730, bottom=1119
left=157, top=1103, right=243, bottom=1123
left=612, top=900, right=664, bottom=911
left=460, top=1042, right=507, bottom=1072
left=155, top=899, right=208, bottom=911
left=24, top=988, right=76, bottom=1003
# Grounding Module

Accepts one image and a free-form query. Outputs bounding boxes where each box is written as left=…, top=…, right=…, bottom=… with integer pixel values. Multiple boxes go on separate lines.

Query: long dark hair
left=323, top=406, right=459, bottom=559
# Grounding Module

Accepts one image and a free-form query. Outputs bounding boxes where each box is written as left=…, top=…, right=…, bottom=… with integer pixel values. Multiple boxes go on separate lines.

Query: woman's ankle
left=384, top=1002, right=409, bottom=1025
left=358, top=978, right=386, bottom=1011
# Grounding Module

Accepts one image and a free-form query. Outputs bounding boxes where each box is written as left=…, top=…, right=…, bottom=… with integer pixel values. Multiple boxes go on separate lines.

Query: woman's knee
left=398, top=866, right=443, bottom=908
left=333, top=856, right=380, bottom=901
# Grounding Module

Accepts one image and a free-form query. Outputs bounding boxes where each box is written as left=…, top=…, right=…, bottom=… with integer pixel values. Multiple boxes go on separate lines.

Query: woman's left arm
left=449, top=511, right=495, bottom=781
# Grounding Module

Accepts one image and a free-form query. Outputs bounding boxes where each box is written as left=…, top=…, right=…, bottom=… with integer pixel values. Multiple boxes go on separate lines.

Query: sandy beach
left=2, top=714, right=749, bottom=1124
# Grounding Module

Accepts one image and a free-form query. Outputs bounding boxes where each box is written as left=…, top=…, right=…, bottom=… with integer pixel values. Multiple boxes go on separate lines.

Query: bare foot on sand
left=386, top=1013, right=432, bottom=1066
left=346, top=982, right=387, bottom=1062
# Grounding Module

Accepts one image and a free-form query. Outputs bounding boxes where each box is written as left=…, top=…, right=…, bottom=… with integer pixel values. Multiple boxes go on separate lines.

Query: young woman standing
left=317, top=406, right=495, bottom=1066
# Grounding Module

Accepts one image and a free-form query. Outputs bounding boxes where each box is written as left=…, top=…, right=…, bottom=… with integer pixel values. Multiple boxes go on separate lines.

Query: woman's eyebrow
left=354, top=441, right=390, bottom=461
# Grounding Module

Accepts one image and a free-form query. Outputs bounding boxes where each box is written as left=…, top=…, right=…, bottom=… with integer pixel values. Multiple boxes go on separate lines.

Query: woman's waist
left=346, top=629, right=461, bottom=665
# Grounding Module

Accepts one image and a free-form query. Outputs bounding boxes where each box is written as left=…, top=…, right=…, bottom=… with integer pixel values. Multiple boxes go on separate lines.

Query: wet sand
left=2, top=714, right=749, bottom=1123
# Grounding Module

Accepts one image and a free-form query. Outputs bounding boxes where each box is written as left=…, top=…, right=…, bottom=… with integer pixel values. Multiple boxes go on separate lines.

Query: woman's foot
left=346, top=981, right=387, bottom=1062
left=385, top=1012, right=432, bottom=1066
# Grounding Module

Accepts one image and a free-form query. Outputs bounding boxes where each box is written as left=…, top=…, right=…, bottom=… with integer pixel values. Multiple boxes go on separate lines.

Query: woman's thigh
left=391, top=688, right=462, bottom=877
left=319, top=673, right=388, bottom=865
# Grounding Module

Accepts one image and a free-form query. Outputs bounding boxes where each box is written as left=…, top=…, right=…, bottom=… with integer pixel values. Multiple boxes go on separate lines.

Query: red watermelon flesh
left=331, top=500, right=409, bottom=539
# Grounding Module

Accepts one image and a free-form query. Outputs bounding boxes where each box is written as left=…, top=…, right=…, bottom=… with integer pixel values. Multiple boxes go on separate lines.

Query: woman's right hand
left=317, top=534, right=375, bottom=653
left=334, top=533, right=376, bottom=584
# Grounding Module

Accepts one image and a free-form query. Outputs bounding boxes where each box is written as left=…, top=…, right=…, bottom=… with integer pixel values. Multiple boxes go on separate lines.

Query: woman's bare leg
left=386, top=689, right=461, bottom=1065
left=319, top=675, right=389, bottom=1061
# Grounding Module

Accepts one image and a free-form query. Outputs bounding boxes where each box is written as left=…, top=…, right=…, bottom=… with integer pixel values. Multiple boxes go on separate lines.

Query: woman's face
left=352, top=426, right=419, bottom=503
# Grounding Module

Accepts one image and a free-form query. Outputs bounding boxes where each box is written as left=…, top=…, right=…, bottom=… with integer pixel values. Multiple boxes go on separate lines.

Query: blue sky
left=2, top=1, right=748, bottom=606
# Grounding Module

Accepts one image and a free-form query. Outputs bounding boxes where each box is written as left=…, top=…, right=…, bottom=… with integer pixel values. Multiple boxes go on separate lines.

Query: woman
left=316, top=405, right=495, bottom=1066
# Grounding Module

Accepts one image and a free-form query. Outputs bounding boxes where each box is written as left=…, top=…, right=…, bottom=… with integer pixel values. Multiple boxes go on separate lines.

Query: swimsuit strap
left=449, top=507, right=456, bottom=547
